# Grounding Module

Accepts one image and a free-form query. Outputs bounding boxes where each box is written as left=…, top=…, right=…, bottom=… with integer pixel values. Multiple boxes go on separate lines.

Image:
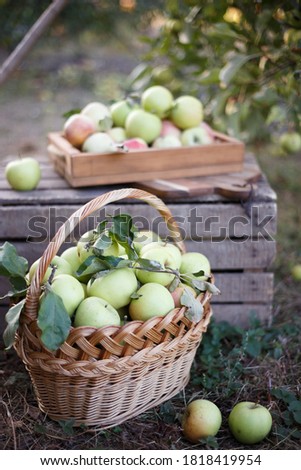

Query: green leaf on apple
left=37, top=286, right=71, bottom=351
left=93, top=232, right=112, bottom=251
left=136, top=258, right=165, bottom=271
left=76, top=255, right=108, bottom=277
left=3, top=298, right=26, bottom=349
left=62, top=108, right=81, bottom=119
left=181, top=288, right=204, bottom=323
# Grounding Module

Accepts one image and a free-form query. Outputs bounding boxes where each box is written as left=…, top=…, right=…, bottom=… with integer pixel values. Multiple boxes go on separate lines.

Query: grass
left=0, top=32, right=301, bottom=451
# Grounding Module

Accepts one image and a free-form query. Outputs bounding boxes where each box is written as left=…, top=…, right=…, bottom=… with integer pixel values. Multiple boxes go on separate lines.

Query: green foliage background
left=127, top=0, right=301, bottom=143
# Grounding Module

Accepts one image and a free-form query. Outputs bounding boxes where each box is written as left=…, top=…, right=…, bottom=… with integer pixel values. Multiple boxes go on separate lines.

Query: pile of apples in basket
left=63, top=85, right=215, bottom=152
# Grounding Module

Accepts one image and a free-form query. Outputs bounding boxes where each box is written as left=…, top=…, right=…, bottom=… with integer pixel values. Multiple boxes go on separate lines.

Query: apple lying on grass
left=5, top=157, right=41, bottom=191
left=228, top=401, right=272, bottom=444
left=182, top=399, right=222, bottom=443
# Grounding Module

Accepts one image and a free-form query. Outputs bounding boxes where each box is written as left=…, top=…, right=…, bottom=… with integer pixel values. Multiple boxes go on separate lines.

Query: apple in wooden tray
left=62, top=84, right=216, bottom=153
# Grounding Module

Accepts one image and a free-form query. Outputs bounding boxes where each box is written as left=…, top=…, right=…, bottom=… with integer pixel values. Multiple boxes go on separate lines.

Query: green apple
left=136, top=245, right=180, bottom=286
left=140, top=242, right=182, bottom=268
left=182, top=399, right=222, bottom=443
left=74, top=296, right=120, bottom=328
left=63, top=113, right=96, bottom=148
left=81, top=101, right=111, bottom=131
left=50, top=273, right=85, bottom=317
left=87, top=267, right=138, bottom=309
left=133, top=230, right=162, bottom=253
left=180, top=252, right=211, bottom=281
left=141, top=85, right=174, bottom=118
left=110, top=99, right=133, bottom=128
left=181, top=126, right=213, bottom=146
left=29, top=255, right=73, bottom=283
left=280, top=132, right=301, bottom=153
left=228, top=402, right=272, bottom=444
left=107, top=127, right=127, bottom=143
left=291, top=264, right=301, bottom=281
left=77, top=230, right=96, bottom=262
left=152, top=135, right=182, bottom=148
left=60, top=246, right=81, bottom=274
left=129, top=282, right=175, bottom=321
left=171, top=95, right=203, bottom=129
left=5, top=157, right=41, bottom=191
left=125, top=109, right=162, bottom=144
left=82, top=132, right=118, bottom=154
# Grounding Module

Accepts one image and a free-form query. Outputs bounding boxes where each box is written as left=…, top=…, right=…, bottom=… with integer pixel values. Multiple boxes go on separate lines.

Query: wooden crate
left=47, top=130, right=245, bottom=187
left=0, top=153, right=276, bottom=344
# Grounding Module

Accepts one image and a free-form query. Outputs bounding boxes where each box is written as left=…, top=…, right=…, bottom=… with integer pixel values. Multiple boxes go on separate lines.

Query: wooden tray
left=135, top=162, right=262, bottom=201
left=47, top=130, right=244, bottom=188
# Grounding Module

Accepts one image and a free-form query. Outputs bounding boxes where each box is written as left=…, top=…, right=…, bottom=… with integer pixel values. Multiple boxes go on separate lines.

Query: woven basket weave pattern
left=15, top=188, right=212, bottom=427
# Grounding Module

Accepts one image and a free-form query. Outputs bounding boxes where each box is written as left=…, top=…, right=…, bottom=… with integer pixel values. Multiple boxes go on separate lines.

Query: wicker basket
left=14, top=188, right=213, bottom=428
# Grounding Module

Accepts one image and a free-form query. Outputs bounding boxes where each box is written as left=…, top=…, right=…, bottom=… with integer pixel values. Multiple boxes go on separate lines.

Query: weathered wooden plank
left=212, top=272, right=274, bottom=303
left=211, top=303, right=272, bottom=327
left=0, top=152, right=277, bottom=204
left=0, top=202, right=277, bottom=241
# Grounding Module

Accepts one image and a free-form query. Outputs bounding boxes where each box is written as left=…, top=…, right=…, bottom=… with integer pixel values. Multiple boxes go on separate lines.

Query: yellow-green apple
left=182, top=399, right=222, bottom=443
left=171, top=95, right=203, bottom=129
left=29, top=255, right=73, bottom=283
left=110, top=99, right=133, bottom=127
left=81, top=101, right=111, bottom=131
left=123, top=137, right=148, bottom=150
left=152, top=135, right=182, bottom=148
left=125, top=109, right=162, bottom=144
left=180, top=252, right=211, bottom=281
left=140, top=242, right=182, bottom=268
left=160, top=119, right=181, bottom=138
left=280, top=131, right=301, bottom=153
left=74, top=296, right=120, bottom=328
left=129, top=282, right=175, bottom=321
left=133, top=230, right=162, bottom=253
left=82, top=132, right=120, bottom=154
left=181, top=126, right=213, bottom=146
left=87, top=267, right=138, bottom=309
left=136, top=243, right=181, bottom=286
left=50, top=273, right=85, bottom=317
left=171, top=283, right=197, bottom=308
left=63, top=113, right=96, bottom=148
left=5, top=157, right=41, bottom=191
left=60, top=246, right=81, bottom=274
left=141, top=85, right=174, bottom=118
left=107, top=127, right=127, bottom=143
left=291, top=264, right=301, bottom=281
left=228, top=402, right=272, bottom=444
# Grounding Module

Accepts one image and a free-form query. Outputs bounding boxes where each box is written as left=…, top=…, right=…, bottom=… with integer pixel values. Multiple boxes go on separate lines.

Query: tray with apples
left=47, top=86, right=244, bottom=187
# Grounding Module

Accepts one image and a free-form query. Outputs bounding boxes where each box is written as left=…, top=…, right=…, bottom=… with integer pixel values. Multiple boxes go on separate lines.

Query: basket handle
left=28, top=188, right=185, bottom=308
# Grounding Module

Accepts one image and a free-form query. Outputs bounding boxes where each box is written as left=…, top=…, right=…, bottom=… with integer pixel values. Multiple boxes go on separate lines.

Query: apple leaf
left=37, top=286, right=71, bottom=351
left=3, top=298, right=26, bottom=349
left=93, top=232, right=112, bottom=251
left=181, top=288, right=204, bottom=323
left=0, top=276, right=28, bottom=300
left=62, top=108, right=81, bottom=118
left=189, top=277, right=221, bottom=295
left=0, top=242, right=28, bottom=278
left=76, top=256, right=108, bottom=277
left=136, top=258, right=164, bottom=271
